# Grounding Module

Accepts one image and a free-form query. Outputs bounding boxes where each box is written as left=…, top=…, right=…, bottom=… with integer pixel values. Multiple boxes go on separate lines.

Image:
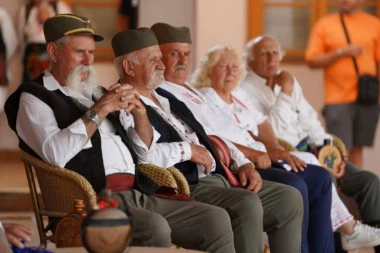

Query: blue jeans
left=258, top=164, right=334, bottom=253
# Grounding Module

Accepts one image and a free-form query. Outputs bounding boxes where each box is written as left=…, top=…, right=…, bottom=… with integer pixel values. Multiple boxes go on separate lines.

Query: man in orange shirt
left=305, top=0, right=380, bottom=167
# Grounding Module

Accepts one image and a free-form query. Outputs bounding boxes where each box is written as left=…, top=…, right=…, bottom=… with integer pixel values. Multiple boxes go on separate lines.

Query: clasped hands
left=91, top=82, right=146, bottom=118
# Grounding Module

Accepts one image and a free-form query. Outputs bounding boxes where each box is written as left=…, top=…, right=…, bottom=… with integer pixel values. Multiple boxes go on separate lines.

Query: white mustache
left=153, top=69, right=165, bottom=76
left=174, top=64, right=187, bottom=70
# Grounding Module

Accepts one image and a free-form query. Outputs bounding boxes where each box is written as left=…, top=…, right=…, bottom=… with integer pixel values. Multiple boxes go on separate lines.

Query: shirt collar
left=140, top=90, right=172, bottom=115
left=42, top=71, right=69, bottom=95
left=247, top=70, right=267, bottom=87
left=199, top=87, right=228, bottom=109
left=246, top=69, right=283, bottom=95
left=140, top=90, right=158, bottom=107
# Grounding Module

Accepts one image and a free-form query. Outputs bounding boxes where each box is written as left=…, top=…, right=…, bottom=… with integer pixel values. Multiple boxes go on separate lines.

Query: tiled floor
left=0, top=159, right=376, bottom=252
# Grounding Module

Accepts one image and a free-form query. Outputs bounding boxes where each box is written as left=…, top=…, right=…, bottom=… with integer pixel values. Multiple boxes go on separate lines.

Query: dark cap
left=151, top=23, right=192, bottom=45
left=111, top=28, right=158, bottom=57
left=43, top=14, right=104, bottom=43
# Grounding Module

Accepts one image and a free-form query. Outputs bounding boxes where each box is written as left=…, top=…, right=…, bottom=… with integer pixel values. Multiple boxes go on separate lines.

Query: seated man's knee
left=132, top=212, right=171, bottom=247
left=202, top=207, right=234, bottom=241
left=282, top=174, right=308, bottom=197
left=278, top=185, right=303, bottom=218
left=361, top=171, right=380, bottom=190
left=235, top=190, right=263, bottom=218
left=148, top=213, right=171, bottom=246
left=308, top=164, right=332, bottom=185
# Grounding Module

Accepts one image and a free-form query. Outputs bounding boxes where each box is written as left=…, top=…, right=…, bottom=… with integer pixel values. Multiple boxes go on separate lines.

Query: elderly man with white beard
left=4, top=14, right=250, bottom=252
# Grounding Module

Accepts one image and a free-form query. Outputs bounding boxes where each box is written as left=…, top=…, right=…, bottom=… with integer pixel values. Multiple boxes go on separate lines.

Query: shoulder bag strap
left=339, top=12, right=360, bottom=77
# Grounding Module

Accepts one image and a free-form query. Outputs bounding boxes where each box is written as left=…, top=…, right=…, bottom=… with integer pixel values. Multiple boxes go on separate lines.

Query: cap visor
left=93, top=34, right=104, bottom=42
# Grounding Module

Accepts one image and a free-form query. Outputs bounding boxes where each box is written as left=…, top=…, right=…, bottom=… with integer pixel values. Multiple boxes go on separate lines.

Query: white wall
left=194, top=0, right=247, bottom=62
left=138, top=0, right=196, bottom=72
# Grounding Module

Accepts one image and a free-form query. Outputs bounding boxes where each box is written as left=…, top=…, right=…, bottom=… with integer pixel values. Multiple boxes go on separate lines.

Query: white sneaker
left=341, top=221, right=380, bottom=250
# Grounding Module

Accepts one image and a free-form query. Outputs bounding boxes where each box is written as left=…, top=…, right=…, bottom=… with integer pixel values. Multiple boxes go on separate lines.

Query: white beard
left=65, top=65, right=103, bottom=100
left=147, top=69, right=165, bottom=90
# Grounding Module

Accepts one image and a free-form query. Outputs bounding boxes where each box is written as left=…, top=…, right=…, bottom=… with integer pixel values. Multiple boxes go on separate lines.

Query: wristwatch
left=85, top=109, right=101, bottom=127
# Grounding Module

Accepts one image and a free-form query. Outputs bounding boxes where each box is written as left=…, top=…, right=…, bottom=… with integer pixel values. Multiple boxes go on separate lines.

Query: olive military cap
left=111, top=28, right=158, bottom=57
left=151, top=23, right=192, bottom=45
left=43, top=14, right=104, bottom=43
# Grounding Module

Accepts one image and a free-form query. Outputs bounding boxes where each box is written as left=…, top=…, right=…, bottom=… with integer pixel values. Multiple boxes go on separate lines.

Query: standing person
left=151, top=22, right=332, bottom=253
left=116, top=0, right=138, bottom=32
left=4, top=14, right=241, bottom=252
left=239, top=35, right=380, bottom=252
left=0, top=7, right=18, bottom=112
left=111, top=28, right=304, bottom=253
left=18, top=0, right=71, bottom=82
left=305, top=0, right=380, bottom=167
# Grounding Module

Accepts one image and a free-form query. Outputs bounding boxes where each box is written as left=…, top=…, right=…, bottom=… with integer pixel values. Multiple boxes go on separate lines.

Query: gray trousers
left=190, top=175, right=303, bottom=253
left=114, top=189, right=235, bottom=253
left=338, top=161, right=380, bottom=223
left=115, top=174, right=303, bottom=253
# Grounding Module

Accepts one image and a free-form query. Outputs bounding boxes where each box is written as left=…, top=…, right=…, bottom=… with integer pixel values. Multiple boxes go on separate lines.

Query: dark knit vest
left=143, top=87, right=226, bottom=185
left=5, top=76, right=157, bottom=195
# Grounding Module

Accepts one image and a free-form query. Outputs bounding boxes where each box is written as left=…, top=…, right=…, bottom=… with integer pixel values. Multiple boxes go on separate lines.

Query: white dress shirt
left=16, top=72, right=151, bottom=176
left=237, top=70, right=331, bottom=147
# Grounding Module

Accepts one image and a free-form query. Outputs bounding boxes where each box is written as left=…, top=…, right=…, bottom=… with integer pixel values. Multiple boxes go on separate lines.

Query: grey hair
left=243, top=35, right=284, bottom=67
left=46, top=36, right=70, bottom=71
left=55, top=36, right=70, bottom=49
left=114, top=51, right=140, bottom=79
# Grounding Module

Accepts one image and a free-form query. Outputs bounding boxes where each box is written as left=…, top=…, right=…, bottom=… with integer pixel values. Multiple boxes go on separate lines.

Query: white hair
left=55, top=36, right=70, bottom=49
left=114, top=51, right=140, bottom=80
left=191, top=44, right=244, bottom=89
left=243, top=35, right=284, bottom=67
left=46, top=36, right=70, bottom=72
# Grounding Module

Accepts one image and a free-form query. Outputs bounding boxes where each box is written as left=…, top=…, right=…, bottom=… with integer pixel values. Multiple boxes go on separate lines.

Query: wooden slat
left=264, top=2, right=310, bottom=8
left=70, top=1, right=118, bottom=7
left=247, top=0, right=264, bottom=40
left=327, top=1, right=378, bottom=8
left=0, top=150, right=20, bottom=161
left=282, top=48, right=307, bottom=63
left=0, top=192, right=34, bottom=211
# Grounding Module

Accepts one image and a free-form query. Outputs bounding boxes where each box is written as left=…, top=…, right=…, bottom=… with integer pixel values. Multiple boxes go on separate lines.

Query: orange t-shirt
left=305, top=11, right=380, bottom=104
